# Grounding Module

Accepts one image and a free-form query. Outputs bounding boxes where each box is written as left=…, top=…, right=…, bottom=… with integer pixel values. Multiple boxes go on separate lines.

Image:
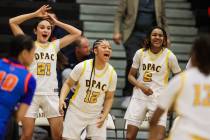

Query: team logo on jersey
left=86, top=80, right=107, bottom=91
left=35, top=52, right=55, bottom=61
left=142, top=63, right=161, bottom=72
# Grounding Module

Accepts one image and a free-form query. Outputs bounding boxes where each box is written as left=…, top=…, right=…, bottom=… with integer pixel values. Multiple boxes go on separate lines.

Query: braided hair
left=87, top=39, right=110, bottom=92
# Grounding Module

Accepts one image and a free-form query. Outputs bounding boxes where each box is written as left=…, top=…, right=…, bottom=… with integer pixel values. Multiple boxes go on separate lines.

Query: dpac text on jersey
left=35, top=52, right=55, bottom=61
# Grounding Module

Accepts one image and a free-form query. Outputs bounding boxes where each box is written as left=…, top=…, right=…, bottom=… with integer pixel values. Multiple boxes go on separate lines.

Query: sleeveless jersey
left=29, top=40, right=60, bottom=95
left=0, top=58, right=36, bottom=138
left=69, top=59, right=117, bottom=114
left=158, top=68, right=210, bottom=139
left=132, top=48, right=181, bottom=100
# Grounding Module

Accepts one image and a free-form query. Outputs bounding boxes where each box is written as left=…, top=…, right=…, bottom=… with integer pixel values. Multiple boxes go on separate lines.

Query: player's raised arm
left=9, top=5, right=51, bottom=36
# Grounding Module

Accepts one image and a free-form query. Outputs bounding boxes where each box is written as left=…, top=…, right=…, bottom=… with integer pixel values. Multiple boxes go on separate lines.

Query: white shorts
left=25, top=95, right=62, bottom=118
left=63, top=106, right=107, bottom=140
left=124, top=98, right=167, bottom=128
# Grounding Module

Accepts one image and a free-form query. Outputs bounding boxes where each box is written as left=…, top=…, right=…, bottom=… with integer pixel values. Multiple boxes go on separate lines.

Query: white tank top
left=69, top=59, right=117, bottom=114
left=29, top=40, right=60, bottom=95
left=132, top=48, right=181, bottom=100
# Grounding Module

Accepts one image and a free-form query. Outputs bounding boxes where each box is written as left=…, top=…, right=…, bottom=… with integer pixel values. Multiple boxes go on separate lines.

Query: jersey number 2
left=0, top=71, right=18, bottom=92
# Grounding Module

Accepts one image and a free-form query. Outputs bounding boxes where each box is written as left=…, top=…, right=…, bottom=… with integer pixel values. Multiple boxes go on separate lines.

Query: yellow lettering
left=193, top=84, right=210, bottom=107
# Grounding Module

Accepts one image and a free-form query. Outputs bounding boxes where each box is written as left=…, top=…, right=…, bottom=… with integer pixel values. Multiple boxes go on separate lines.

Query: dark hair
left=143, top=26, right=168, bottom=50
left=57, top=51, right=69, bottom=71
left=9, top=34, right=34, bottom=58
left=87, top=39, right=106, bottom=92
left=191, top=34, right=210, bottom=75
left=33, top=18, right=52, bottom=30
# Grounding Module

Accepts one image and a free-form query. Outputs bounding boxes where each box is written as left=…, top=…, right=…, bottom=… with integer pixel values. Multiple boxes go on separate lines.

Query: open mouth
left=42, top=34, right=48, bottom=38
left=104, top=53, right=110, bottom=58
left=153, top=40, right=161, bottom=45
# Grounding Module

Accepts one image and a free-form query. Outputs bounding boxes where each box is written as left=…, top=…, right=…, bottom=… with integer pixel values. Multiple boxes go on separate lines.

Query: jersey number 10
left=0, top=71, right=18, bottom=92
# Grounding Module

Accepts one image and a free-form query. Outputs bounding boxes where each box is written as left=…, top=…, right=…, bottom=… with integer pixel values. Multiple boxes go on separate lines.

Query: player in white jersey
left=59, top=39, right=117, bottom=140
left=186, top=57, right=192, bottom=69
left=9, top=5, right=81, bottom=140
left=124, top=26, right=181, bottom=140
left=149, top=34, right=210, bottom=140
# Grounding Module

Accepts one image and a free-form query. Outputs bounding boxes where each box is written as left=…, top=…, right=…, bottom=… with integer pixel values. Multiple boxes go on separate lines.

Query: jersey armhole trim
left=24, top=73, right=32, bottom=94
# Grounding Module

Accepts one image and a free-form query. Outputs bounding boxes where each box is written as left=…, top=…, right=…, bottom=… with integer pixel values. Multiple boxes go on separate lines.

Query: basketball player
left=124, top=26, right=181, bottom=140
left=59, top=39, right=117, bottom=140
left=9, top=5, right=81, bottom=140
left=149, top=34, right=210, bottom=140
left=0, top=35, right=36, bottom=139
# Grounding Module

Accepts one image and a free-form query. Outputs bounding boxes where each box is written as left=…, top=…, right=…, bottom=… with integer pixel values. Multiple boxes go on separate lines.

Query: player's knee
left=21, top=133, right=33, bottom=140
left=126, top=133, right=136, bottom=140
left=51, top=130, right=62, bottom=140
left=52, top=135, right=62, bottom=140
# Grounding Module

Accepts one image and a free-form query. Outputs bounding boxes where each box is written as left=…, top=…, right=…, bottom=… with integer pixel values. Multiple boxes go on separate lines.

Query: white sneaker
left=121, top=96, right=131, bottom=109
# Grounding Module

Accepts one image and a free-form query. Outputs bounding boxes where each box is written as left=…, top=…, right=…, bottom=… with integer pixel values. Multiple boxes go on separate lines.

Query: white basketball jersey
left=69, top=59, right=117, bottom=114
left=29, top=40, right=60, bottom=95
left=132, top=48, right=181, bottom=100
left=158, top=68, right=210, bottom=139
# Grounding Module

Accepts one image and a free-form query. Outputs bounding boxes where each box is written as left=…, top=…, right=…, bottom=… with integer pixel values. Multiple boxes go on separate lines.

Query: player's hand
left=47, top=13, right=59, bottom=26
left=96, top=113, right=106, bottom=128
left=34, top=5, right=51, bottom=18
left=59, top=100, right=66, bottom=116
left=141, top=85, right=153, bottom=96
left=113, top=33, right=122, bottom=45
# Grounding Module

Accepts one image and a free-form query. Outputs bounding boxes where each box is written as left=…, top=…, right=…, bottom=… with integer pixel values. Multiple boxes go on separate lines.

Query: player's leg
left=42, top=95, right=63, bottom=140
left=48, top=117, right=63, bottom=140
left=20, top=96, right=39, bottom=140
left=148, top=101, right=167, bottom=140
left=124, top=98, right=148, bottom=140
left=86, top=115, right=107, bottom=140
left=20, top=118, right=36, bottom=140
left=62, top=106, right=87, bottom=140
left=156, top=112, right=167, bottom=140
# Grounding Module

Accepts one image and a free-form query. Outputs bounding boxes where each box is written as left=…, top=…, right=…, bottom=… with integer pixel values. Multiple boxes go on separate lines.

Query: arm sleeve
left=20, top=76, right=36, bottom=105
left=114, top=0, right=126, bottom=33
left=69, top=62, right=84, bottom=82
left=108, top=70, right=118, bottom=92
left=132, top=49, right=142, bottom=69
left=160, top=0, right=170, bottom=38
left=158, top=74, right=183, bottom=110
left=169, top=52, right=181, bottom=74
